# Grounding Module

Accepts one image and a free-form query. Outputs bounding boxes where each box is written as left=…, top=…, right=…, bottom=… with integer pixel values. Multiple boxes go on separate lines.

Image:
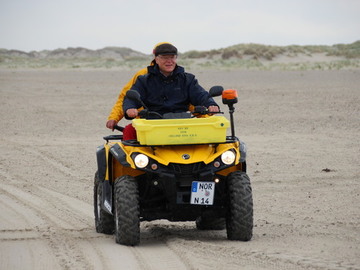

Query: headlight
left=134, top=154, right=149, bottom=168
left=221, top=150, right=236, bottom=165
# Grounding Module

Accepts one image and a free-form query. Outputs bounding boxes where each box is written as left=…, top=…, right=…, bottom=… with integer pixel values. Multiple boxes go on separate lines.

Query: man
left=106, top=42, right=168, bottom=131
left=123, top=43, right=219, bottom=120
left=105, top=67, right=149, bottom=130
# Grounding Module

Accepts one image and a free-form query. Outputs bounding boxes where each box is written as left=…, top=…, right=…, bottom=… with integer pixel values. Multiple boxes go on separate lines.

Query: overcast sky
left=0, top=0, right=359, bottom=54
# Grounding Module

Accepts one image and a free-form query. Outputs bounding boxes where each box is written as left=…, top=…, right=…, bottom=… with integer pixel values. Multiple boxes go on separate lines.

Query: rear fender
left=96, top=145, right=107, bottom=182
left=96, top=144, right=113, bottom=215
left=101, top=180, right=113, bottom=215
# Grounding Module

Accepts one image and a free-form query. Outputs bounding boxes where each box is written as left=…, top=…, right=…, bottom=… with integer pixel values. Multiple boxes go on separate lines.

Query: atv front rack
left=103, top=134, right=123, bottom=142
left=105, top=136, right=239, bottom=147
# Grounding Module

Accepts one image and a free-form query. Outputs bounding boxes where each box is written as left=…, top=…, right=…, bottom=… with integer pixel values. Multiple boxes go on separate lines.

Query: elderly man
left=123, top=43, right=219, bottom=119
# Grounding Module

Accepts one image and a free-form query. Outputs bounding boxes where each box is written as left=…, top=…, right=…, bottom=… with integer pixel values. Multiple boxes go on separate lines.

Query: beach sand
left=0, top=69, right=359, bottom=270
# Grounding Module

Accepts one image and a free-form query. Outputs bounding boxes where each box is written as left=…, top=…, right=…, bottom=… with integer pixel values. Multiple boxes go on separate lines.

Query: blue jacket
left=123, top=64, right=218, bottom=117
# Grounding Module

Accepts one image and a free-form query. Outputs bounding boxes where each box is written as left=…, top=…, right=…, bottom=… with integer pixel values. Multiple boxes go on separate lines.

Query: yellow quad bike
left=94, top=86, right=253, bottom=246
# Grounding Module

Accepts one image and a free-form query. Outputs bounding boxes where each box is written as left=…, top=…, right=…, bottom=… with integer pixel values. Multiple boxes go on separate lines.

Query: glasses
left=157, top=55, right=177, bottom=61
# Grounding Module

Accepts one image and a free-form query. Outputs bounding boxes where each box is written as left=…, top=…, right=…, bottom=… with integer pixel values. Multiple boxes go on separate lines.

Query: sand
left=0, top=68, right=359, bottom=270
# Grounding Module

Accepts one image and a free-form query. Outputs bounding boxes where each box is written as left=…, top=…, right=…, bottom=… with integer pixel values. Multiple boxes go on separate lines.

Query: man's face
left=155, top=55, right=177, bottom=76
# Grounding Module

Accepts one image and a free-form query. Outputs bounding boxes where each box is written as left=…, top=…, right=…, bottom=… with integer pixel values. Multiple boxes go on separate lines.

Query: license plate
left=190, top=181, right=215, bottom=205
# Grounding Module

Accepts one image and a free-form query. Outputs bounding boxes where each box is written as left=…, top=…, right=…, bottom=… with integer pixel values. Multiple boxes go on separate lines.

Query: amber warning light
left=222, top=89, right=238, bottom=105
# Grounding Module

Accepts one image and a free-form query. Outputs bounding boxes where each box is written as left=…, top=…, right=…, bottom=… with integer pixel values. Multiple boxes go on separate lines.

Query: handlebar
left=192, top=106, right=223, bottom=116
left=114, top=125, right=124, bottom=132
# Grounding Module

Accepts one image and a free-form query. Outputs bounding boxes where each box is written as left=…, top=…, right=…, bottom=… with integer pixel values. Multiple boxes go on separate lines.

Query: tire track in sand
left=0, top=159, right=189, bottom=270
left=0, top=171, right=94, bottom=269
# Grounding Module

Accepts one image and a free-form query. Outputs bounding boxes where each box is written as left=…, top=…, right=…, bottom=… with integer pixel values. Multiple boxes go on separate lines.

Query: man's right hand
left=126, top=108, right=138, bottom=118
left=106, top=120, right=118, bottom=131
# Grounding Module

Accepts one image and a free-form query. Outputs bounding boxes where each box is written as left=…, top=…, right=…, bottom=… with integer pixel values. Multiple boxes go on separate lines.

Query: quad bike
left=94, top=86, right=253, bottom=246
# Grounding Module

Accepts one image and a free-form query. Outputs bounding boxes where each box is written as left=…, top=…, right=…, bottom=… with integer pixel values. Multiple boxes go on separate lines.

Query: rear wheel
left=226, top=171, right=253, bottom=241
left=114, top=175, right=140, bottom=246
left=94, top=172, right=114, bottom=234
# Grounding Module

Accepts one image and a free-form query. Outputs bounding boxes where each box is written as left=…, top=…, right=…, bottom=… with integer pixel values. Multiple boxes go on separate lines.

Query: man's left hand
left=208, top=106, right=220, bottom=113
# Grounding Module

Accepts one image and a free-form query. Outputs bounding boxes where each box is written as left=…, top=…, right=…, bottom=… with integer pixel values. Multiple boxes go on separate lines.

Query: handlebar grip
left=193, top=106, right=208, bottom=114
left=114, top=125, right=124, bottom=132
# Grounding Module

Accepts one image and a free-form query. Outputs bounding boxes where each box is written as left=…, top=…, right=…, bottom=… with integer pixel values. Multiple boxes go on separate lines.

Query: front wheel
left=114, top=175, right=140, bottom=246
left=226, top=171, right=253, bottom=241
left=94, top=172, right=114, bottom=234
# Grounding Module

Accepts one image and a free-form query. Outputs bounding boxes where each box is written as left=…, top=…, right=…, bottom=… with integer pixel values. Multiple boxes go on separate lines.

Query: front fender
left=110, top=144, right=131, bottom=166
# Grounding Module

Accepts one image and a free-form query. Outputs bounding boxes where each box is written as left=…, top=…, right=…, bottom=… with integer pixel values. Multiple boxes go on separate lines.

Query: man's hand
left=106, top=120, right=118, bottom=131
left=208, top=106, right=220, bottom=113
left=126, top=108, right=138, bottom=118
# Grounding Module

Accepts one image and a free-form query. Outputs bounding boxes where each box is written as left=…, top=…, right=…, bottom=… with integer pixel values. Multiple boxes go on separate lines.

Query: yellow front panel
left=133, top=116, right=229, bottom=145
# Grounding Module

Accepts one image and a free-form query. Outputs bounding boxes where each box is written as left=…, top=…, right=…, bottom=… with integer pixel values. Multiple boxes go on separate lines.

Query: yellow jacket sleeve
left=107, top=67, right=149, bottom=122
